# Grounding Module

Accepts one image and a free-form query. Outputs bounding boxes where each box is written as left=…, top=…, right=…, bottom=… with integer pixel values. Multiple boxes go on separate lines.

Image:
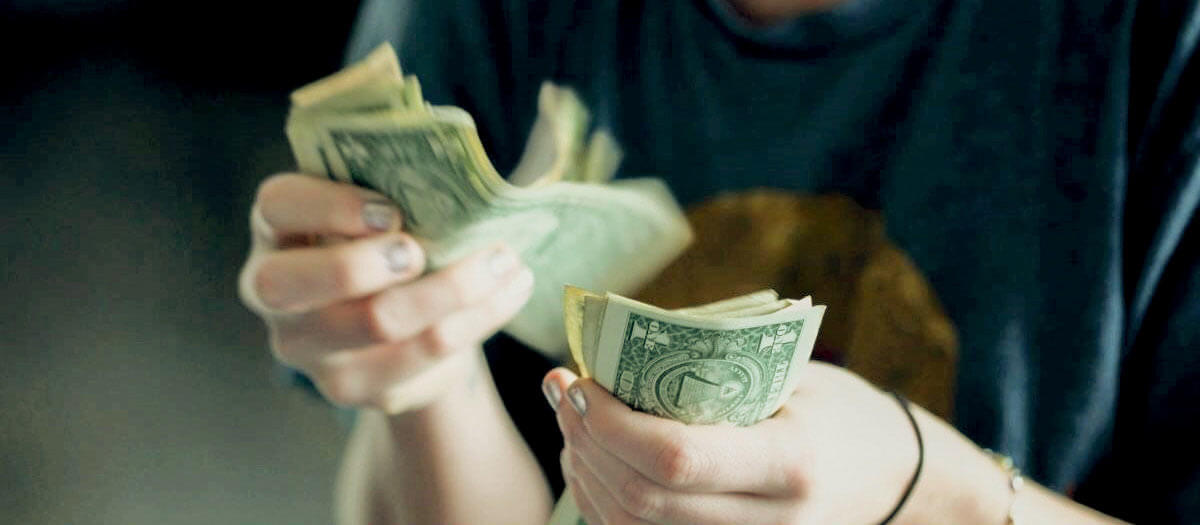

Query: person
left=238, top=0, right=1200, bottom=523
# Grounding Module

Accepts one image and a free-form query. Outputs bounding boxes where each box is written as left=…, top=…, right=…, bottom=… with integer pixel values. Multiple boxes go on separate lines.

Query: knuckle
left=254, top=174, right=293, bottom=206
left=439, top=264, right=479, bottom=308
left=312, top=366, right=367, bottom=407
left=653, top=436, right=705, bottom=488
left=417, top=323, right=458, bottom=357
left=561, top=419, right=588, bottom=445
left=619, top=476, right=661, bottom=520
left=404, top=279, right=439, bottom=311
left=237, top=262, right=263, bottom=310
left=362, top=295, right=400, bottom=343
left=560, top=449, right=573, bottom=480
left=367, top=388, right=404, bottom=414
left=331, top=191, right=366, bottom=232
left=249, top=259, right=290, bottom=310
left=267, top=328, right=299, bottom=365
left=255, top=174, right=308, bottom=226
left=779, top=461, right=812, bottom=499
left=327, top=247, right=363, bottom=295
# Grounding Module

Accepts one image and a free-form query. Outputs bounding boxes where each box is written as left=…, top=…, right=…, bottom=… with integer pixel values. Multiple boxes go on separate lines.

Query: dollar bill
left=283, top=44, right=693, bottom=355
left=551, top=288, right=825, bottom=524
left=509, top=82, right=593, bottom=187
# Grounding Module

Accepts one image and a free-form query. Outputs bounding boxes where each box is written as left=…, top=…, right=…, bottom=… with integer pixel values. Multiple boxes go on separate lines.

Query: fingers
left=567, top=448, right=654, bottom=525
left=244, top=232, right=425, bottom=314
left=312, top=343, right=477, bottom=413
left=253, top=173, right=400, bottom=245
left=273, top=249, right=532, bottom=411
left=565, top=422, right=674, bottom=523
left=549, top=372, right=795, bottom=496
left=270, top=245, right=530, bottom=367
left=557, top=391, right=797, bottom=525
left=243, top=173, right=541, bottom=414
left=337, top=265, right=534, bottom=399
left=364, top=245, right=525, bottom=341
left=562, top=450, right=603, bottom=525
left=292, top=263, right=531, bottom=410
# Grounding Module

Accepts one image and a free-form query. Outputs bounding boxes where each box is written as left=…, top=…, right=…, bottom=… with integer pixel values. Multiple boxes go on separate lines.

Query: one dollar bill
left=283, top=44, right=693, bottom=357
left=551, top=287, right=825, bottom=524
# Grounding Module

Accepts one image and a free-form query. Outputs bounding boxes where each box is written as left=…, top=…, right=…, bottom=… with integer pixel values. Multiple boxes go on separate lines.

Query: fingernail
left=542, top=380, right=562, bottom=411
left=363, top=201, right=397, bottom=231
left=568, top=385, right=587, bottom=417
left=485, top=247, right=518, bottom=278
left=383, top=242, right=412, bottom=273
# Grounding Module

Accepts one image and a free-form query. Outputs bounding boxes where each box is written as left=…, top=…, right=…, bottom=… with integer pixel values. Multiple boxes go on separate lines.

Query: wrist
left=878, top=393, right=923, bottom=525
left=348, top=346, right=552, bottom=524
left=384, top=347, right=493, bottom=426
left=371, top=345, right=489, bottom=420
left=892, top=405, right=1012, bottom=525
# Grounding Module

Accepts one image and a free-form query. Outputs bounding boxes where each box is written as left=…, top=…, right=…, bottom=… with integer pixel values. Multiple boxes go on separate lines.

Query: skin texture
left=239, top=173, right=535, bottom=413
left=239, top=174, right=551, bottom=523
left=545, top=364, right=1130, bottom=525
left=242, top=0, right=1153, bottom=508
left=239, top=175, right=1133, bottom=524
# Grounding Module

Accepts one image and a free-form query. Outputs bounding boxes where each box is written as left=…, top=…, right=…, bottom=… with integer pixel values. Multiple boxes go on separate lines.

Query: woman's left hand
left=544, top=361, right=922, bottom=525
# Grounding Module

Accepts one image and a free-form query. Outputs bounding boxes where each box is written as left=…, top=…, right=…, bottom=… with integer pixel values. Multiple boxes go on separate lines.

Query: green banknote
left=550, top=288, right=825, bottom=524
left=284, top=44, right=692, bottom=356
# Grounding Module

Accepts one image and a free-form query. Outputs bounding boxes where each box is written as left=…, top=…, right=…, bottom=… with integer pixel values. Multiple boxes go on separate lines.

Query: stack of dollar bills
left=550, top=287, right=825, bottom=524
left=284, top=44, right=694, bottom=355
left=282, top=46, right=827, bottom=525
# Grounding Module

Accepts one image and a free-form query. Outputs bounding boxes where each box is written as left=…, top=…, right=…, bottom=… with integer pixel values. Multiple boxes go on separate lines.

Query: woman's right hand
left=238, top=174, right=535, bottom=413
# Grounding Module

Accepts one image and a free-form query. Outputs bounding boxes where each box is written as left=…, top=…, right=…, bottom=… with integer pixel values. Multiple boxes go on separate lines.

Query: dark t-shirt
left=344, top=0, right=1200, bottom=521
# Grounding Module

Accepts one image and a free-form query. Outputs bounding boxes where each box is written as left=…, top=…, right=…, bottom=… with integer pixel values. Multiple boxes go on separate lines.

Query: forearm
left=897, top=404, right=1128, bottom=525
left=335, top=350, right=552, bottom=525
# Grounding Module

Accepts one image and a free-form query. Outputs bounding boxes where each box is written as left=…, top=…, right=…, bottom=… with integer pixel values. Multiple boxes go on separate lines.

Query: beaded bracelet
left=879, top=392, right=924, bottom=525
left=984, top=449, right=1024, bottom=524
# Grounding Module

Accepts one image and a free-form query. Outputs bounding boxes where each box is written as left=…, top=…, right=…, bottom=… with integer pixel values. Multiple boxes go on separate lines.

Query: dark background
left=2, top=1, right=368, bottom=523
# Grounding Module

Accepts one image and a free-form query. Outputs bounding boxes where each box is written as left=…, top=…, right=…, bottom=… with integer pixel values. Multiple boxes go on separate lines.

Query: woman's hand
left=238, top=173, right=534, bottom=414
left=544, top=362, right=925, bottom=525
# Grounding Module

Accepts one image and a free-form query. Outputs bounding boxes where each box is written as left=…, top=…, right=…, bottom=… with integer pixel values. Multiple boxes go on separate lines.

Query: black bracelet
left=879, top=392, right=924, bottom=525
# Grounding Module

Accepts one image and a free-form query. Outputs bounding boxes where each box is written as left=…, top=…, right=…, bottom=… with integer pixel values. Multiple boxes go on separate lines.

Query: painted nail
left=485, top=247, right=518, bottom=278
left=542, top=380, right=562, bottom=411
left=363, top=201, right=397, bottom=231
left=383, top=242, right=411, bottom=273
left=567, top=385, right=587, bottom=417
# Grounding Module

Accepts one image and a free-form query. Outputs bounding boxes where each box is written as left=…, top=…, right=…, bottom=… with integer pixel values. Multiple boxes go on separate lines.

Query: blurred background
left=2, top=1, right=368, bottom=523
